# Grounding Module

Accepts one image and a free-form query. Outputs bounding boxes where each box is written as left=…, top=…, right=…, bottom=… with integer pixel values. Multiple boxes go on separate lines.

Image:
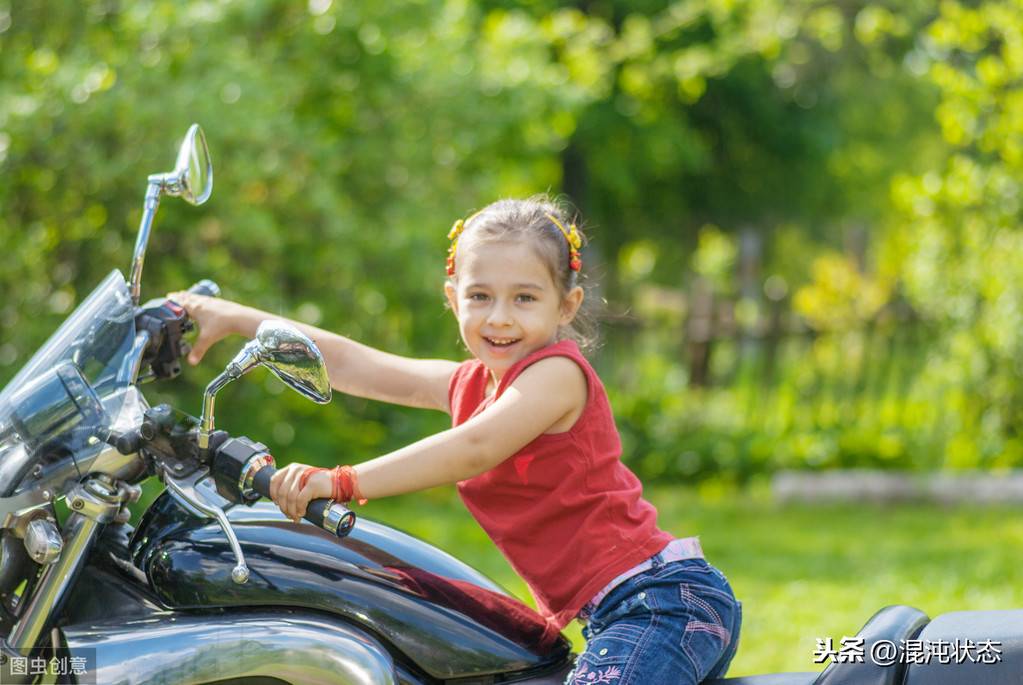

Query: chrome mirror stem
left=197, top=343, right=261, bottom=449
left=197, top=322, right=328, bottom=449
left=128, top=182, right=162, bottom=305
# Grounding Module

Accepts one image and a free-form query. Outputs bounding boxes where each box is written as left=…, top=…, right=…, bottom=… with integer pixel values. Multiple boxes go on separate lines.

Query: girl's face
left=445, top=239, right=583, bottom=382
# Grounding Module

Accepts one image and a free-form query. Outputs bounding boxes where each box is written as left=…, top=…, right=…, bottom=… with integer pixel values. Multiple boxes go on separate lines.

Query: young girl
left=172, top=196, right=741, bottom=684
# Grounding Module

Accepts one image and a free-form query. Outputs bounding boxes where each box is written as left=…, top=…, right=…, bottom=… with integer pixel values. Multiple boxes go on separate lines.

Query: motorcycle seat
left=812, top=604, right=930, bottom=685
left=904, top=609, right=1023, bottom=685
left=708, top=605, right=930, bottom=685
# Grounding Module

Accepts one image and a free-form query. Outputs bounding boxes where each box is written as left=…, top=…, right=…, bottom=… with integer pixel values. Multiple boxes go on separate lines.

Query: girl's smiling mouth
left=483, top=336, right=521, bottom=349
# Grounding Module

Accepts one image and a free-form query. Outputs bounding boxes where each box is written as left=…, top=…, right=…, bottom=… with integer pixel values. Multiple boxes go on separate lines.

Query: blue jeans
left=566, top=556, right=742, bottom=684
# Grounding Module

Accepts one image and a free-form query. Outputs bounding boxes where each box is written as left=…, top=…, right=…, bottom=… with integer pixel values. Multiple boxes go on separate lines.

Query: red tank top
left=449, top=340, right=674, bottom=638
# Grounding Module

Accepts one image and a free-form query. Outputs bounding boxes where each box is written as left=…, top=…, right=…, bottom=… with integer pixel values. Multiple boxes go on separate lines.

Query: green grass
left=355, top=484, right=1023, bottom=677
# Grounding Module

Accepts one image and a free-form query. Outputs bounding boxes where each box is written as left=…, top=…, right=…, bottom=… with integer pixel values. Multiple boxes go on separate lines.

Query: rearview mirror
left=129, top=124, right=214, bottom=304
left=252, top=321, right=332, bottom=404
left=197, top=321, right=331, bottom=448
left=166, top=124, right=213, bottom=206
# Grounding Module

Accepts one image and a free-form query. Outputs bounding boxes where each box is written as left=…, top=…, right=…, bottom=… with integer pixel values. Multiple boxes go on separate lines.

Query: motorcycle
left=0, top=126, right=1018, bottom=685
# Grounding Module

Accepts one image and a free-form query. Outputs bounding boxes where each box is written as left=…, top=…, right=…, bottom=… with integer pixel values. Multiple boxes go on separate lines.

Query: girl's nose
left=486, top=301, right=514, bottom=326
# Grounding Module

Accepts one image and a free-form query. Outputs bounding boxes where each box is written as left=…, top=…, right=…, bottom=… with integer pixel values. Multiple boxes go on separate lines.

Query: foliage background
left=5, top=0, right=1021, bottom=485
left=3, top=0, right=1023, bottom=675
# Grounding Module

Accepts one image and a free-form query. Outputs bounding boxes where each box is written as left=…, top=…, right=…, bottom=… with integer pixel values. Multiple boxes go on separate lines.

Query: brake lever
left=164, top=468, right=250, bottom=584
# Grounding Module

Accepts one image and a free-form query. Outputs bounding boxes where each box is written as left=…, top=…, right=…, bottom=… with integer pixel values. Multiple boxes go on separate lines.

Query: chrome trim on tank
left=61, top=612, right=397, bottom=685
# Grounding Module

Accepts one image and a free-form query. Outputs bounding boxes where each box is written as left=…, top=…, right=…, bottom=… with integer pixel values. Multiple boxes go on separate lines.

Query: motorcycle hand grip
left=187, top=279, right=221, bottom=298
left=251, top=465, right=356, bottom=538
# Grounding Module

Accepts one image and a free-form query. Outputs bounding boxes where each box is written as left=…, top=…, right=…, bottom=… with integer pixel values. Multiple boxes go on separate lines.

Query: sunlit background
left=2, top=0, right=1022, bottom=676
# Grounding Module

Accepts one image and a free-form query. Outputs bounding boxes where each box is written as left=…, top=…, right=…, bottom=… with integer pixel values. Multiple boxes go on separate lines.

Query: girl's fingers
left=284, top=469, right=301, bottom=521
left=295, top=487, right=312, bottom=520
left=188, top=333, right=215, bottom=365
left=291, top=467, right=324, bottom=520
left=269, top=463, right=299, bottom=505
left=276, top=466, right=295, bottom=517
left=281, top=465, right=309, bottom=522
left=244, top=455, right=317, bottom=522
left=165, top=292, right=226, bottom=365
left=167, top=291, right=190, bottom=305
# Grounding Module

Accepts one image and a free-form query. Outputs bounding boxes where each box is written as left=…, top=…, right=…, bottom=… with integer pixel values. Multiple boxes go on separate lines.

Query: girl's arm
left=271, top=355, right=587, bottom=520
left=170, top=292, right=458, bottom=412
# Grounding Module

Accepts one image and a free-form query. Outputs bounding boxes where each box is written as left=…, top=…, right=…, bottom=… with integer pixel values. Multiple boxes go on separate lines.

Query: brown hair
left=446, top=194, right=600, bottom=351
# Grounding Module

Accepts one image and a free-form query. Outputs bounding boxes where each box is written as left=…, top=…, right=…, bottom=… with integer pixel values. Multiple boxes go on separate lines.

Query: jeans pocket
left=590, top=587, right=652, bottom=629
left=679, top=581, right=738, bottom=681
left=705, top=598, right=742, bottom=680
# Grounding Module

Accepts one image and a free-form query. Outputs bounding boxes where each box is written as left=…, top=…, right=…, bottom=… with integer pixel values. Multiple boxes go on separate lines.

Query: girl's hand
left=167, top=291, right=241, bottom=365
left=269, top=462, right=332, bottom=523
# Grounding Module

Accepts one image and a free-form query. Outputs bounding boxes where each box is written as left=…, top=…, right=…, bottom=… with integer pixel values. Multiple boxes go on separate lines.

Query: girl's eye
left=516, top=294, right=536, bottom=303
left=468, top=292, right=489, bottom=301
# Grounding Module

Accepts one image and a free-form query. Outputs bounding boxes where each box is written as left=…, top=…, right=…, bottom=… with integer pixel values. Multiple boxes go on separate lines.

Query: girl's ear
left=444, top=281, right=459, bottom=315
left=560, top=286, right=584, bottom=325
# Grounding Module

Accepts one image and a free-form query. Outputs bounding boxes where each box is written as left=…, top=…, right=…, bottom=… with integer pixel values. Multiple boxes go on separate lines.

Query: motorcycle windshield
left=0, top=270, right=137, bottom=490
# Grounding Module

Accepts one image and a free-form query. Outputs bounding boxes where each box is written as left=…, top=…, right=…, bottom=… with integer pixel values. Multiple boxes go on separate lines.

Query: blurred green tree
left=2, top=0, right=991, bottom=480
left=884, top=0, right=1023, bottom=470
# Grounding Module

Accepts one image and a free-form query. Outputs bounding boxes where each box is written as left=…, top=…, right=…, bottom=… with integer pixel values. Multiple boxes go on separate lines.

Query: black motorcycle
left=0, top=126, right=1018, bottom=685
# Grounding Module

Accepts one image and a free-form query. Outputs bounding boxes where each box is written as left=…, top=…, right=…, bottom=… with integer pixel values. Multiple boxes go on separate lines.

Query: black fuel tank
left=131, top=493, right=570, bottom=680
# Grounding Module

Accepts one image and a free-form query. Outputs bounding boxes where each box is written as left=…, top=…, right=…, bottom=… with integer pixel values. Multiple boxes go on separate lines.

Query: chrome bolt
left=24, top=519, right=63, bottom=564
left=71, top=499, right=83, bottom=510
left=232, top=564, right=250, bottom=584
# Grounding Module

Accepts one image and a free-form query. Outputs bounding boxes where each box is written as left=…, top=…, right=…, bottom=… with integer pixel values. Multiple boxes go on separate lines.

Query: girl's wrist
left=225, top=301, right=263, bottom=338
left=330, top=465, right=368, bottom=505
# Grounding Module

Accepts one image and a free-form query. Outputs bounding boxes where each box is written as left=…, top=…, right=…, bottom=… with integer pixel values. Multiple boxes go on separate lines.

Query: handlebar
left=209, top=435, right=356, bottom=539
left=133, top=278, right=221, bottom=381
left=186, top=279, right=221, bottom=298
left=250, top=465, right=356, bottom=538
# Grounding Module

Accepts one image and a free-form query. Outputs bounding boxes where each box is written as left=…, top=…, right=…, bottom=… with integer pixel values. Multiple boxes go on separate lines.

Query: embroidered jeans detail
left=569, top=662, right=623, bottom=684
left=680, top=584, right=728, bottom=638
left=680, top=580, right=739, bottom=682
left=566, top=559, right=741, bottom=685
left=686, top=618, right=731, bottom=642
